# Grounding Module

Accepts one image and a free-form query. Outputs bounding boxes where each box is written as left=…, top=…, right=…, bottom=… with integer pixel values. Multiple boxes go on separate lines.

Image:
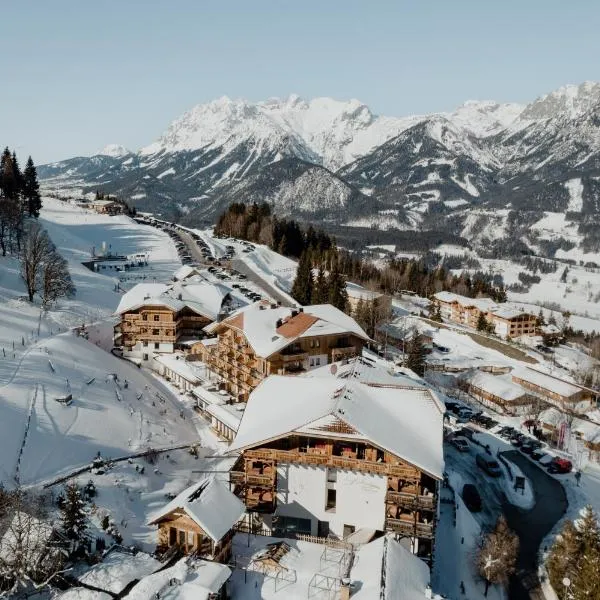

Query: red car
left=547, top=457, right=573, bottom=474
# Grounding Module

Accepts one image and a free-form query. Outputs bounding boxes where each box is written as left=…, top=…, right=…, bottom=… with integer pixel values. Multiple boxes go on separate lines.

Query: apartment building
left=227, top=361, right=444, bottom=561
left=197, top=303, right=370, bottom=401
left=433, top=291, right=537, bottom=339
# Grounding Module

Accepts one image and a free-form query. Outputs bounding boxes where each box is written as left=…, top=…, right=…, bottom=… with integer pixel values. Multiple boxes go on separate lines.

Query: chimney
left=276, top=318, right=283, bottom=328
left=178, top=293, right=182, bottom=300
left=298, top=307, right=304, bottom=313
left=291, top=309, right=298, bottom=318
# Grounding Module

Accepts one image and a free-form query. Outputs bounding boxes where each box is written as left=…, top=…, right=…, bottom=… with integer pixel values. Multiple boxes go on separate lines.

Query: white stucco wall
left=275, top=463, right=387, bottom=538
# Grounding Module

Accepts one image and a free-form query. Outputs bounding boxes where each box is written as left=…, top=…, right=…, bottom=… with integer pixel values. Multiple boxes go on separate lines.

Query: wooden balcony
left=279, top=350, right=308, bottom=362
left=245, top=449, right=420, bottom=480
left=230, top=471, right=275, bottom=487
left=385, top=518, right=434, bottom=539
left=386, top=490, right=435, bottom=510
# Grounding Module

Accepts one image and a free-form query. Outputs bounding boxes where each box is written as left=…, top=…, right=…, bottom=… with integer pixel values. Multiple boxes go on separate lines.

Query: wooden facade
left=511, top=374, right=592, bottom=405
left=458, top=379, right=536, bottom=415
left=117, top=305, right=212, bottom=352
left=154, top=509, right=234, bottom=563
left=230, top=434, right=438, bottom=559
left=197, top=321, right=365, bottom=402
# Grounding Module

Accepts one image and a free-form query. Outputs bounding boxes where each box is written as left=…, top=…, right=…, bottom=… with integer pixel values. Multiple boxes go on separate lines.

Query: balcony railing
left=230, top=471, right=275, bottom=486
left=385, top=518, right=434, bottom=538
left=386, top=490, right=435, bottom=510
left=245, top=449, right=420, bottom=480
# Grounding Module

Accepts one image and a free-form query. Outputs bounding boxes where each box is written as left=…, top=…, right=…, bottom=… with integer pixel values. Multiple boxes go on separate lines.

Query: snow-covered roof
left=434, top=292, right=534, bottom=320
left=173, top=265, right=199, bottom=281
left=513, top=368, right=582, bottom=398
left=205, top=402, right=244, bottom=431
left=433, top=291, right=495, bottom=312
left=490, top=306, right=531, bottom=320
left=148, top=478, right=245, bottom=541
left=229, top=372, right=444, bottom=479
left=127, top=557, right=231, bottom=600
left=154, top=354, right=202, bottom=384
left=78, top=551, right=161, bottom=594
left=459, top=370, right=530, bottom=402
left=208, top=302, right=370, bottom=358
left=115, top=281, right=232, bottom=321
left=346, top=282, right=385, bottom=301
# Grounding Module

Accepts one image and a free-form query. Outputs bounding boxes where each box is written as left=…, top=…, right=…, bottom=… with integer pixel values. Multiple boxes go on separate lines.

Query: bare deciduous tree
left=41, top=249, right=75, bottom=309
left=20, top=221, right=51, bottom=302
left=477, top=515, right=519, bottom=596
left=20, top=221, right=75, bottom=306
left=0, top=489, right=66, bottom=597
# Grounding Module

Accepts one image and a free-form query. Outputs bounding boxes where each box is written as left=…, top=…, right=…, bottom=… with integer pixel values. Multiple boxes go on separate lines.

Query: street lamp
left=562, top=577, right=571, bottom=600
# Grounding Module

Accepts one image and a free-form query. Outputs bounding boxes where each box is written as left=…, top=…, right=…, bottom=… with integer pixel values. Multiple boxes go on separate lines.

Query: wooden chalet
left=148, top=478, right=245, bottom=563
left=114, top=282, right=234, bottom=364
left=227, top=363, right=444, bottom=562
left=512, top=368, right=593, bottom=405
left=198, top=303, right=370, bottom=401
left=458, top=370, right=537, bottom=415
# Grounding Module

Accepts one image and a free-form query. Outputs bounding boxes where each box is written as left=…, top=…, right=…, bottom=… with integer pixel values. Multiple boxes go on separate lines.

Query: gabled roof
left=115, top=281, right=232, bottom=321
left=207, top=303, right=370, bottom=358
left=148, top=478, right=245, bottom=541
left=229, top=371, right=444, bottom=479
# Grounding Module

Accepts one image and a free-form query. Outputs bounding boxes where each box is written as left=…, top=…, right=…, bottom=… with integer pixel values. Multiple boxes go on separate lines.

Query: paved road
left=501, top=451, right=568, bottom=600
left=232, top=258, right=294, bottom=307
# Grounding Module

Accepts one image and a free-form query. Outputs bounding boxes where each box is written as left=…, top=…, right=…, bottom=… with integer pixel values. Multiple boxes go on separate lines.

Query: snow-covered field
left=0, top=197, right=204, bottom=487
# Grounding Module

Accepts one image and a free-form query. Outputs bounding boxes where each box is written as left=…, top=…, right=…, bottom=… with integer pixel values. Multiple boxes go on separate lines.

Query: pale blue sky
left=1, top=0, right=599, bottom=163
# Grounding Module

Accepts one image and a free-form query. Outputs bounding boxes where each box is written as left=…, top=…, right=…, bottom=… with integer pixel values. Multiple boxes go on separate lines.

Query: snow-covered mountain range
left=39, top=82, right=600, bottom=258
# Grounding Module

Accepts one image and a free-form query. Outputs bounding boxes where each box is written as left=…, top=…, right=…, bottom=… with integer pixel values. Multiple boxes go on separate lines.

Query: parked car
left=451, top=437, right=470, bottom=452
left=456, top=427, right=474, bottom=440
left=476, top=454, right=502, bottom=477
left=434, top=343, right=451, bottom=353
left=531, top=449, right=547, bottom=461
left=547, top=457, right=573, bottom=474
left=462, top=484, right=482, bottom=512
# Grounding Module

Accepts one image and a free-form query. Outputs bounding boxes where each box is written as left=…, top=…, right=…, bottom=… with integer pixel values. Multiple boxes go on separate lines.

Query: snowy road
left=439, top=440, right=567, bottom=600
left=502, top=451, right=567, bottom=600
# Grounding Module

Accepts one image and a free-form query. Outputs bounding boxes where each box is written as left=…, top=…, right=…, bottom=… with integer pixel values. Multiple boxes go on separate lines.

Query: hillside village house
left=433, top=291, right=537, bottom=339
left=197, top=302, right=370, bottom=401
left=114, top=281, right=244, bottom=365
left=227, top=360, right=444, bottom=562
left=88, top=199, right=125, bottom=215
left=458, top=370, right=536, bottom=415
left=512, top=368, right=593, bottom=406
left=148, top=478, right=245, bottom=563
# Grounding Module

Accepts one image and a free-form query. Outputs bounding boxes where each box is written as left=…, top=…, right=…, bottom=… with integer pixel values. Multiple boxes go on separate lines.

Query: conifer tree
left=311, top=265, right=327, bottom=304
left=60, top=482, right=88, bottom=554
left=291, top=249, right=313, bottom=306
left=327, top=257, right=348, bottom=312
left=546, top=519, right=581, bottom=592
left=405, top=333, right=427, bottom=376
left=0, top=148, right=19, bottom=200
left=22, top=157, right=42, bottom=218
left=477, top=311, right=489, bottom=332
